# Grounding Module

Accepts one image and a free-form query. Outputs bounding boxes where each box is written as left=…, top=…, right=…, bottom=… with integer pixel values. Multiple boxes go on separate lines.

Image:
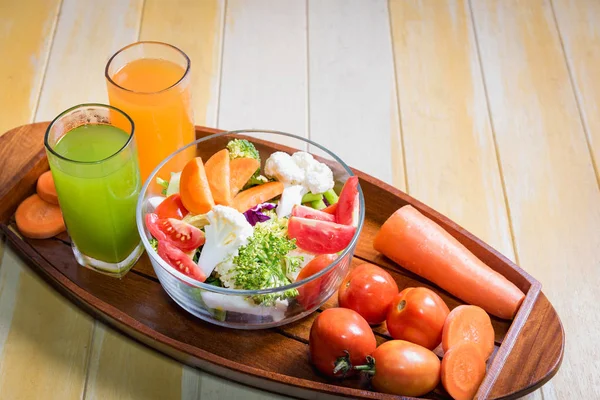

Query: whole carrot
left=373, top=205, right=525, bottom=319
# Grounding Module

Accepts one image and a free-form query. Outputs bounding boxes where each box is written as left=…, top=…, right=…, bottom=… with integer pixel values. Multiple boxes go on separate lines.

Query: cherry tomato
left=145, top=212, right=205, bottom=252
left=309, top=308, right=376, bottom=378
left=157, top=240, right=206, bottom=282
left=296, top=254, right=338, bottom=310
left=338, top=263, right=399, bottom=325
left=358, top=340, right=440, bottom=397
left=155, top=194, right=188, bottom=220
left=386, top=287, right=450, bottom=350
left=335, top=176, right=359, bottom=226
left=288, top=217, right=356, bottom=254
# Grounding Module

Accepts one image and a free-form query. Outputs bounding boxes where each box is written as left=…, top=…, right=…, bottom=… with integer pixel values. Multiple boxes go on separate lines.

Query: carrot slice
left=229, top=157, right=260, bottom=197
left=322, top=202, right=338, bottom=215
left=442, top=305, right=495, bottom=360
left=205, top=149, right=232, bottom=205
left=36, top=171, right=59, bottom=205
left=179, top=157, right=215, bottom=215
left=441, top=342, right=487, bottom=400
left=373, top=205, right=525, bottom=319
left=231, top=181, right=284, bottom=213
left=15, top=194, right=66, bottom=239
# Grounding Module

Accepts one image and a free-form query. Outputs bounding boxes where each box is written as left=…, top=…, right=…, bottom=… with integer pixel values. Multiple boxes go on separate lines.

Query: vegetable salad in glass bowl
left=136, top=130, right=364, bottom=329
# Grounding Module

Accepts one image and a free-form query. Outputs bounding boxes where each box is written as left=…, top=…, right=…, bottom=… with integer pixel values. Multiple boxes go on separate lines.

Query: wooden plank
left=551, top=0, right=600, bottom=184
left=308, top=0, right=404, bottom=189
left=139, top=0, right=225, bottom=127
left=218, top=0, right=307, bottom=143
left=35, top=0, right=144, bottom=121
left=388, top=0, right=513, bottom=257
left=0, top=245, right=93, bottom=400
left=85, top=323, right=183, bottom=400
left=0, top=0, right=61, bottom=135
left=471, top=0, right=600, bottom=398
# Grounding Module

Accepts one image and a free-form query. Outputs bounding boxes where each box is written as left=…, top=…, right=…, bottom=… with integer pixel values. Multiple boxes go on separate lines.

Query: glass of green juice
left=44, top=104, right=144, bottom=277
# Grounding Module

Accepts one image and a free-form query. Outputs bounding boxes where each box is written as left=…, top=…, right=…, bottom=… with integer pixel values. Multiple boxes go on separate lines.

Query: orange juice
left=107, top=57, right=195, bottom=182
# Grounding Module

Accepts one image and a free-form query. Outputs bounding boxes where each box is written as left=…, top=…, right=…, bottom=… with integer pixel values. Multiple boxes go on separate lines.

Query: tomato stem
left=332, top=350, right=352, bottom=377
left=353, top=355, right=376, bottom=376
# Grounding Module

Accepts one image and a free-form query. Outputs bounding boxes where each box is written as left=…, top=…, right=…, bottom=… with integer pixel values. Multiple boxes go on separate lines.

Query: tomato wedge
left=291, top=204, right=336, bottom=222
left=158, top=240, right=206, bottom=282
left=155, top=194, right=188, bottom=220
left=296, top=254, right=338, bottom=310
left=145, top=212, right=205, bottom=252
left=336, top=176, right=359, bottom=226
left=288, top=217, right=356, bottom=254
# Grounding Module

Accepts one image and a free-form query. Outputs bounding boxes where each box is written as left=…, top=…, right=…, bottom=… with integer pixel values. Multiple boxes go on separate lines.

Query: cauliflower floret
left=214, top=257, right=236, bottom=288
left=264, top=152, right=305, bottom=185
left=276, top=184, right=308, bottom=218
left=305, top=162, right=334, bottom=194
left=291, top=151, right=316, bottom=170
left=197, top=205, right=253, bottom=277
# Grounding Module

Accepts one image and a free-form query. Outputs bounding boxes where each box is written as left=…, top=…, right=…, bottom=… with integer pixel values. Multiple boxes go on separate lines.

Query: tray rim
left=0, top=122, right=565, bottom=400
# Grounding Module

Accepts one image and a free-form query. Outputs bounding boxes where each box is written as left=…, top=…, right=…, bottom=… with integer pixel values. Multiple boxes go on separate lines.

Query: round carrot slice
left=36, top=171, right=59, bottom=205
left=442, top=305, right=495, bottom=360
left=441, top=342, right=487, bottom=400
left=15, top=194, right=66, bottom=239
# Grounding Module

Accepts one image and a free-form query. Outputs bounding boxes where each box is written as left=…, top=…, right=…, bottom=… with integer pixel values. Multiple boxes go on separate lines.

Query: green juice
left=50, top=124, right=141, bottom=264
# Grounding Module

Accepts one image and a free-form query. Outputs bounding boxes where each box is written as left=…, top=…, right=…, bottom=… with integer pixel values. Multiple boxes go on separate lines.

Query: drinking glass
left=105, top=41, right=196, bottom=185
left=45, top=104, right=143, bottom=277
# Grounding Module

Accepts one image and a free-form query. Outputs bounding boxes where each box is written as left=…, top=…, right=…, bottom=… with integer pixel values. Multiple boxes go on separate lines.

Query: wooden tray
left=0, top=123, right=564, bottom=400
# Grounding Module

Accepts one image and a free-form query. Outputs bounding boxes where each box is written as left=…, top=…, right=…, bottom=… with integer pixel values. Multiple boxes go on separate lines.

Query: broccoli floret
left=149, top=238, right=159, bottom=252
left=227, top=139, right=260, bottom=160
left=226, top=216, right=300, bottom=305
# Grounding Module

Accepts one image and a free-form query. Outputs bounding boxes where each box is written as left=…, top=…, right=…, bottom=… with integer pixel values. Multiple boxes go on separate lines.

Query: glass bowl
left=136, top=130, right=365, bottom=329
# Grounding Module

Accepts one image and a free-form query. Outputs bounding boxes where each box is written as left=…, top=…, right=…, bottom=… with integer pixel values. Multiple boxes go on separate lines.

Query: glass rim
left=136, top=129, right=366, bottom=295
left=44, top=103, right=136, bottom=165
left=105, top=41, right=191, bottom=95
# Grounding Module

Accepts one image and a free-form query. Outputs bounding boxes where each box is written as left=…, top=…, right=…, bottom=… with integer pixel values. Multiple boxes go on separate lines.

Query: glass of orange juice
left=105, top=41, right=196, bottom=184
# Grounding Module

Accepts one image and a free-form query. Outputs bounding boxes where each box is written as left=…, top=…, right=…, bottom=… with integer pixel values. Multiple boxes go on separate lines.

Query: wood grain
left=0, top=124, right=563, bottom=400
left=0, top=0, right=61, bottom=135
left=389, top=0, right=513, bottom=257
left=551, top=0, right=600, bottom=184
left=307, top=0, right=403, bottom=188
left=34, top=0, right=143, bottom=121
left=218, top=0, right=307, bottom=142
left=471, top=1, right=600, bottom=398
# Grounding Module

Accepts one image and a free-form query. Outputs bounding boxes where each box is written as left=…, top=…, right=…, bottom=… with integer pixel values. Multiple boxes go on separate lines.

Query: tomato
left=157, top=240, right=206, bottom=282
left=338, top=263, right=399, bottom=325
left=288, top=217, right=356, bottom=254
left=296, top=254, right=338, bottom=310
left=386, top=287, right=450, bottom=350
left=145, top=212, right=205, bottom=252
left=335, top=176, right=359, bottom=226
left=155, top=194, right=188, bottom=220
left=359, top=340, right=440, bottom=397
left=309, top=308, right=376, bottom=378
left=291, top=204, right=336, bottom=222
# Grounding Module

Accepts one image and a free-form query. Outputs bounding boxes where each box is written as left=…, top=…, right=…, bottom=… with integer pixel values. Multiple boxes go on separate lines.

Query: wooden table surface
left=0, top=1, right=598, bottom=399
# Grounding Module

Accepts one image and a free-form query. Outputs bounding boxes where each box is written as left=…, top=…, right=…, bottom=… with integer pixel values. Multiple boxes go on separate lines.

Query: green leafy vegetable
left=229, top=216, right=299, bottom=305
left=149, top=237, right=159, bottom=252
left=156, top=177, right=169, bottom=196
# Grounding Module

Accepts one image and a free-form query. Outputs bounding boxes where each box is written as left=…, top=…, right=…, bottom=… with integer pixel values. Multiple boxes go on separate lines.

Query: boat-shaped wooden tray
left=0, top=123, right=563, bottom=400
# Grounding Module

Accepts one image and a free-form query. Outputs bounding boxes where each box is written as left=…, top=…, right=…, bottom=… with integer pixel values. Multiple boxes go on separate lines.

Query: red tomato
left=386, top=287, right=450, bottom=350
left=291, top=204, right=336, bottom=222
left=309, top=308, right=376, bottom=378
left=145, top=213, right=205, bottom=252
left=288, top=217, right=356, bottom=254
left=338, top=263, right=399, bottom=324
left=335, top=176, right=359, bottom=226
left=157, top=240, right=206, bottom=282
left=155, top=194, right=188, bottom=220
left=360, top=340, right=440, bottom=397
left=296, top=254, right=338, bottom=310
